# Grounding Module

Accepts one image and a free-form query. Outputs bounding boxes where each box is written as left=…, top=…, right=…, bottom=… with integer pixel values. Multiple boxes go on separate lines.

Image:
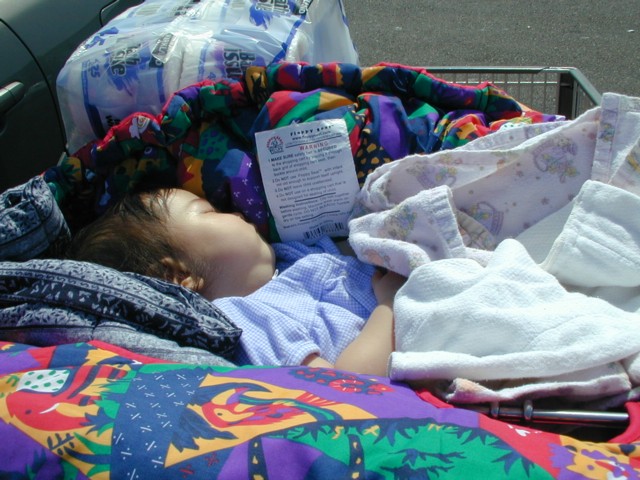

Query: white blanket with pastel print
left=349, top=92, right=640, bottom=406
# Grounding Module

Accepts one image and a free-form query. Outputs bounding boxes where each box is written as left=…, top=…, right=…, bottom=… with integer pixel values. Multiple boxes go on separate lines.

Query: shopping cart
left=427, top=66, right=602, bottom=119
left=426, top=66, right=623, bottom=436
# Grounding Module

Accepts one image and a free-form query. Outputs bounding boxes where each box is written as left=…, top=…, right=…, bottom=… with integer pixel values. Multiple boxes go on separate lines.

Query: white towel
left=389, top=239, right=640, bottom=403
left=542, top=180, right=640, bottom=290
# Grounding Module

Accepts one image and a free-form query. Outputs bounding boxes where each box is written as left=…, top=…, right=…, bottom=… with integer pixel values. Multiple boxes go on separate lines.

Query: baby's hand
left=372, top=269, right=406, bottom=307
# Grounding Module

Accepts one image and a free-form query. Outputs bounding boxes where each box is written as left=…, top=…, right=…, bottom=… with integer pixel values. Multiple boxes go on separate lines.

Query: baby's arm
left=301, top=270, right=405, bottom=376
left=334, top=270, right=404, bottom=375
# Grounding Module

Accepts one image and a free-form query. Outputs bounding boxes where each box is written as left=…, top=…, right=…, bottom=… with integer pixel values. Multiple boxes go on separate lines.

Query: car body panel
left=0, top=0, right=142, bottom=191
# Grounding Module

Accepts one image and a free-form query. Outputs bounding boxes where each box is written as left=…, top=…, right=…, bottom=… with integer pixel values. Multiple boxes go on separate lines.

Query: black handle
left=0, top=81, right=25, bottom=116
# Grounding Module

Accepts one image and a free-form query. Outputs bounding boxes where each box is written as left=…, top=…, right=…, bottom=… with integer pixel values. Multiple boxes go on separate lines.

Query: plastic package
left=56, top=0, right=359, bottom=153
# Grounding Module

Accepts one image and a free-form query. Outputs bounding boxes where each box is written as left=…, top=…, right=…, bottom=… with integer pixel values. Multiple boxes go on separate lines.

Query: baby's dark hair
left=66, top=189, right=196, bottom=281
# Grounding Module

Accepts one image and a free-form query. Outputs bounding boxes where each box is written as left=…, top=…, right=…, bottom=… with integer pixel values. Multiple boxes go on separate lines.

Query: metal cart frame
left=426, top=66, right=602, bottom=119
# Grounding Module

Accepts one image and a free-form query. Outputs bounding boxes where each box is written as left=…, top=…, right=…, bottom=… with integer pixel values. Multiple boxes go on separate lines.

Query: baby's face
left=164, top=189, right=275, bottom=299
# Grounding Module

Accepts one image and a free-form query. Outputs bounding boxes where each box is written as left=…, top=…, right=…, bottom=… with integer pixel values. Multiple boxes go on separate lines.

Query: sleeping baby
left=66, top=187, right=405, bottom=376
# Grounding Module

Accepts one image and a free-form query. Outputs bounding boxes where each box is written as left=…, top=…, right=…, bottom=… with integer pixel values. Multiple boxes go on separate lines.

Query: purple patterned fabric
left=0, top=176, right=70, bottom=260
left=0, top=340, right=638, bottom=478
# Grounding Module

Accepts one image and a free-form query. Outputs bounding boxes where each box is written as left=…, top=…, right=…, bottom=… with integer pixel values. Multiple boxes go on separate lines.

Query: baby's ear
left=159, top=257, right=204, bottom=292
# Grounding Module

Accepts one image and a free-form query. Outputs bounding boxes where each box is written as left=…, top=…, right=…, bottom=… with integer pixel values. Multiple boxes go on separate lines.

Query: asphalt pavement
left=342, top=0, right=639, bottom=99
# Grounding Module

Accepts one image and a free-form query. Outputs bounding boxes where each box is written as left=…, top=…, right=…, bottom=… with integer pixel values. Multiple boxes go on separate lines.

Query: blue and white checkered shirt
left=213, top=236, right=377, bottom=366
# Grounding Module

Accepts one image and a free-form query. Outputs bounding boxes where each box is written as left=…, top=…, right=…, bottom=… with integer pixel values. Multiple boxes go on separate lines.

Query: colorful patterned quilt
left=43, top=62, right=561, bottom=238
left=1, top=340, right=639, bottom=479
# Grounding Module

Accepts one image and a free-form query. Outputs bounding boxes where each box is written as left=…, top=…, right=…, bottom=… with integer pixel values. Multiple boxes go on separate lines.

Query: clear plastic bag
left=57, top=0, right=359, bottom=152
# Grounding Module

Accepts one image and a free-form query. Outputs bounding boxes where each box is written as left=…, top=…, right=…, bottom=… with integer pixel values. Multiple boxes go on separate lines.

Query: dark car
left=0, top=0, right=143, bottom=192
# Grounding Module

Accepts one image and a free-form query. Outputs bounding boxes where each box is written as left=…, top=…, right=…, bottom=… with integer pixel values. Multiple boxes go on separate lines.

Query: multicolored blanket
left=2, top=339, right=639, bottom=479
left=44, top=62, right=560, bottom=238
